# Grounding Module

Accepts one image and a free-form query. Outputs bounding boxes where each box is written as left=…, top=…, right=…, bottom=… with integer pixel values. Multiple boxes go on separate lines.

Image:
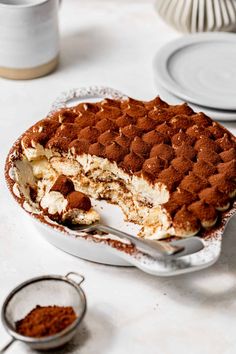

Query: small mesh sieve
left=0, top=272, right=86, bottom=352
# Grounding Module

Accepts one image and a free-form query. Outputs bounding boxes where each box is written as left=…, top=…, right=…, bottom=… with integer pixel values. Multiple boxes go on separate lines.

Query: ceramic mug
left=0, top=0, right=60, bottom=80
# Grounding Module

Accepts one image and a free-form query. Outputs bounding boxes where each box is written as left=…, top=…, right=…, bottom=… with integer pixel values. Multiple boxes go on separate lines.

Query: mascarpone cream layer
left=21, top=143, right=179, bottom=239
left=41, top=191, right=99, bottom=225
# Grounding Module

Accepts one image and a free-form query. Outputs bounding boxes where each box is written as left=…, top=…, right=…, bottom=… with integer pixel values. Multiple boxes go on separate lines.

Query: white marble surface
left=1, top=0, right=236, bottom=353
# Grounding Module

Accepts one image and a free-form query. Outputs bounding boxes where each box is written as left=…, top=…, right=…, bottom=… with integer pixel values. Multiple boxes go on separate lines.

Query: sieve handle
left=65, top=272, right=85, bottom=285
left=0, top=338, right=15, bottom=353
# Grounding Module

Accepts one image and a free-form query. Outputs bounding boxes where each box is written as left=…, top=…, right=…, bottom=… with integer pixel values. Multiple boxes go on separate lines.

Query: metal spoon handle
left=95, top=224, right=184, bottom=257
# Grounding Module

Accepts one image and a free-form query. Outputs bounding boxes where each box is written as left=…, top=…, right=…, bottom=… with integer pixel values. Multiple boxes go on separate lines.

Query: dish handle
left=50, top=86, right=128, bottom=113
left=118, top=249, right=220, bottom=276
left=110, top=236, right=222, bottom=277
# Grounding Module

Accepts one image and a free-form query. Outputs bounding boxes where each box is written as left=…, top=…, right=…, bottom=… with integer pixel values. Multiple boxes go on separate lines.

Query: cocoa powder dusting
left=15, top=305, right=77, bottom=338
left=8, top=95, right=236, bottom=239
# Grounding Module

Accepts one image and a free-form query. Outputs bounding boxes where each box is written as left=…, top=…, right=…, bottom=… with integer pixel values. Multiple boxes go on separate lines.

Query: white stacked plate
left=153, top=32, right=236, bottom=121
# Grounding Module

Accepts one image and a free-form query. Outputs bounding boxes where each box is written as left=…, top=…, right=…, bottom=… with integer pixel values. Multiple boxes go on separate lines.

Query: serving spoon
left=69, top=222, right=204, bottom=259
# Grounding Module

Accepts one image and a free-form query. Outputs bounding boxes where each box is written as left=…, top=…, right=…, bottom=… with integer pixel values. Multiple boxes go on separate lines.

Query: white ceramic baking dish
left=5, top=86, right=236, bottom=276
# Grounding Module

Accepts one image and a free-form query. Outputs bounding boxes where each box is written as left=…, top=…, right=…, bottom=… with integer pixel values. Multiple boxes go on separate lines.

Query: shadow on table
left=59, top=26, right=113, bottom=71
left=140, top=215, right=236, bottom=307
left=84, top=214, right=236, bottom=308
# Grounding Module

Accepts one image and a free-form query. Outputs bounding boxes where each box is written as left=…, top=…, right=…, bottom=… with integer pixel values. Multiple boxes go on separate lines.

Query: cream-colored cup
left=0, top=0, right=60, bottom=80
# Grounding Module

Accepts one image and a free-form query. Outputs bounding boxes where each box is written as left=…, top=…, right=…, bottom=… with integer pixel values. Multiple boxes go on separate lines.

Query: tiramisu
left=40, top=175, right=99, bottom=225
left=9, top=96, right=236, bottom=240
